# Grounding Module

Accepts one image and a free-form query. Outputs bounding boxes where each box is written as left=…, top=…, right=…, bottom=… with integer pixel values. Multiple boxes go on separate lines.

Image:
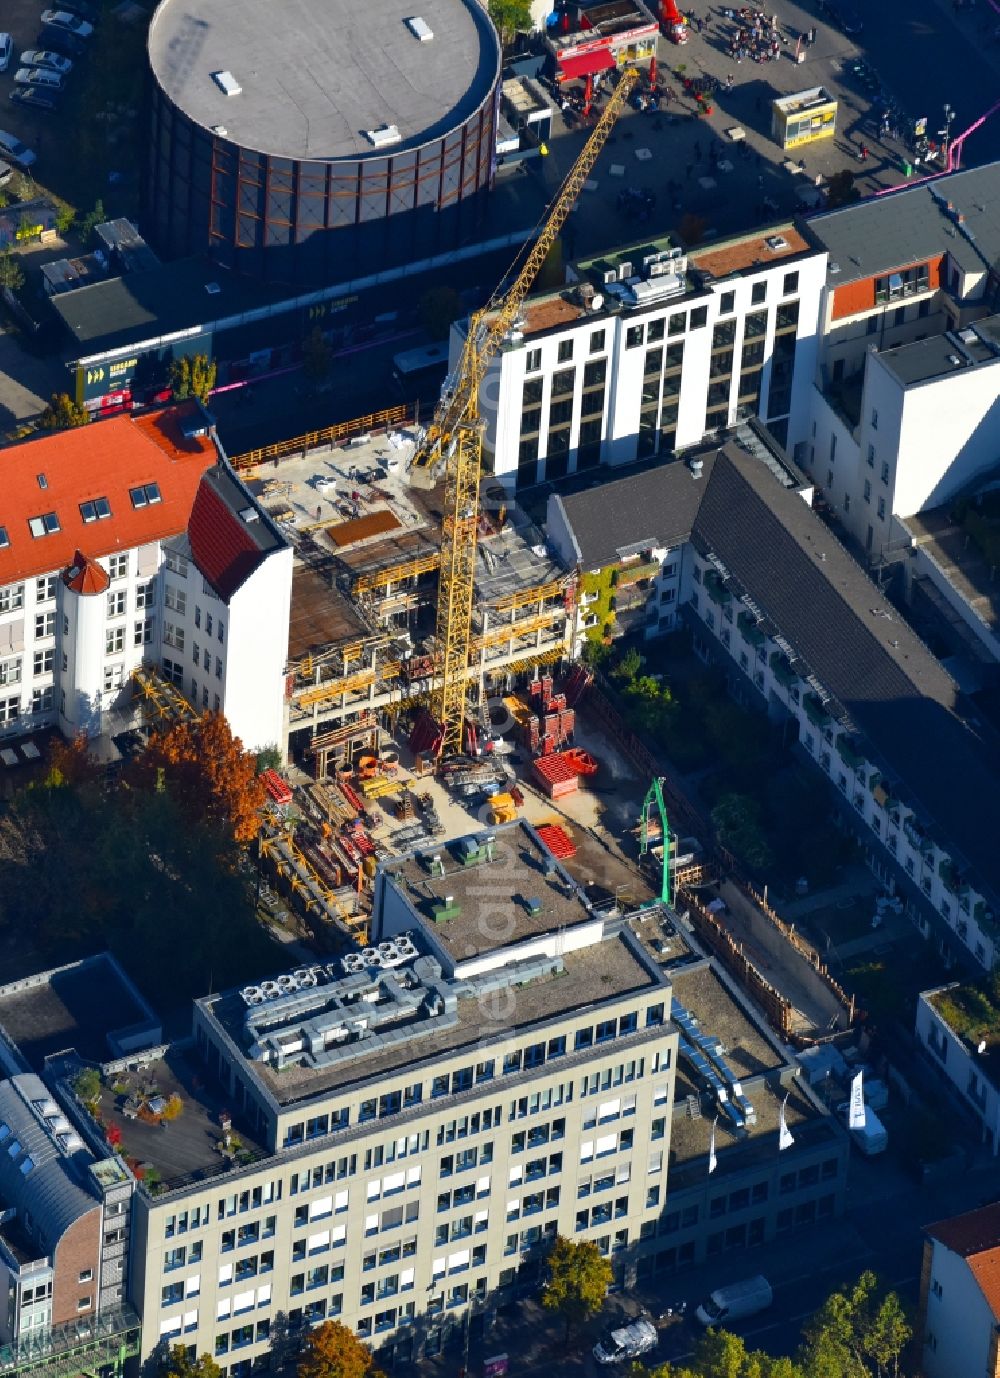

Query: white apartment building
left=548, top=438, right=1000, bottom=973
left=785, top=163, right=1000, bottom=559
left=919, top=1203, right=1000, bottom=1378
left=917, top=986, right=1000, bottom=1155
left=0, top=404, right=292, bottom=755
left=459, top=223, right=826, bottom=489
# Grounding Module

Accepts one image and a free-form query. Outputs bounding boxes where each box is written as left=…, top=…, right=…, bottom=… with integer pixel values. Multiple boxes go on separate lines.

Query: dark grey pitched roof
left=803, top=163, right=1000, bottom=285
left=0, top=1074, right=98, bottom=1254
left=552, top=454, right=716, bottom=569
left=695, top=447, right=1000, bottom=903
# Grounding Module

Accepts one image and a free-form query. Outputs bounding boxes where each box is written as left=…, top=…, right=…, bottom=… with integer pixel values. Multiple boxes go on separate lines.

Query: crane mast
left=415, top=65, right=642, bottom=758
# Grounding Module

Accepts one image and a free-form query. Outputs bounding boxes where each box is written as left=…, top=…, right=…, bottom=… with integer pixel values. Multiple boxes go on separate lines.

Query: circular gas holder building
left=146, top=0, right=502, bottom=284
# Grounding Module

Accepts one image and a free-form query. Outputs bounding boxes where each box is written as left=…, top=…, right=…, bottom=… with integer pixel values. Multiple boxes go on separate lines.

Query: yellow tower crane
left=411, top=65, right=641, bottom=758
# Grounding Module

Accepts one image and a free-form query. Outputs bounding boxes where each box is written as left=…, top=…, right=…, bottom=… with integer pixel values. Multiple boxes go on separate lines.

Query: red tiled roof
left=969, top=1251, right=1000, bottom=1321
left=928, top=1204, right=1000, bottom=1318
left=0, top=405, right=216, bottom=588
left=928, top=1203, right=1000, bottom=1258
left=63, top=551, right=110, bottom=596
left=187, top=478, right=264, bottom=601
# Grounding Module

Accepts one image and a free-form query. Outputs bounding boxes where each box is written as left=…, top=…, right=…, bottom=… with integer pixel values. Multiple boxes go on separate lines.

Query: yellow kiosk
left=771, top=87, right=837, bottom=150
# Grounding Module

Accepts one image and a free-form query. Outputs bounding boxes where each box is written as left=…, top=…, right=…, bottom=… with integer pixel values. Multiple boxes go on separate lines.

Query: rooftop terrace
left=0, top=957, right=157, bottom=1073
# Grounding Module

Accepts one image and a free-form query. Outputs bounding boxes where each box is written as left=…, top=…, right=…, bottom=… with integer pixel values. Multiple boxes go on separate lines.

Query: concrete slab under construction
left=475, top=517, right=567, bottom=605
left=288, top=567, right=370, bottom=665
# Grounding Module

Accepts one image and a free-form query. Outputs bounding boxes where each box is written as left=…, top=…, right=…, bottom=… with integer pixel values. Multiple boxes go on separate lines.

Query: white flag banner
left=778, top=1094, right=795, bottom=1151
left=708, top=1117, right=718, bottom=1174
left=848, top=1070, right=866, bottom=1131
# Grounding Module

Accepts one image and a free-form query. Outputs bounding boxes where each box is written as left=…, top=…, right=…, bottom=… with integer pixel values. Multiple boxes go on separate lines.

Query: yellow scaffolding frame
left=354, top=550, right=441, bottom=593
left=131, top=666, right=201, bottom=724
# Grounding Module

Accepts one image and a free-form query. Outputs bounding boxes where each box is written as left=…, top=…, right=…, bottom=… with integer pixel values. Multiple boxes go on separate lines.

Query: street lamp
left=941, top=103, right=955, bottom=168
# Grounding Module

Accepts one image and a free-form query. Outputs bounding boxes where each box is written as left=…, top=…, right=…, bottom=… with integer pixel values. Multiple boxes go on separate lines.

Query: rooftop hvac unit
left=35, top=1099, right=59, bottom=1119
left=211, top=69, right=242, bottom=97
left=277, top=973, right=299, bottom=993
left=260, top=980, right=282, bottom=1000
left=293, top=968, right=319, bottom=987
left=342, top=953, right=367, bottom=975
left=603, top=269, right=617, bottom=285
left=58, top=1131, right=84, bottom=1152
left=378, top=942, right=396, bottom=957
left=617, top=261, right=633, bottom=281
left=241, top=986, right=265, bottom=1006
left=366, top=124, right=402, bottom=149
left=51, top=1116, right=71, bottom=1136
left=396, top=934, right=418, bottom=958
left=406, top=15, right=434, bottom=40
left=362, top=948, right=384, bottom=967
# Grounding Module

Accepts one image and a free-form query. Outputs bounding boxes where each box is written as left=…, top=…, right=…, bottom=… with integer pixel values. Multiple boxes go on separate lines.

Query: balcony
left=803, top=692, right=828, bottom=729
left=903, top=817, right=934, bottom=858
left=616, top=560, right=660, bottom=587
left=738, top=611, right=765, bottom=648
left=704, top=571, right=732, bottom=607
left=939, top=858, right=970, bottom=898
left=836, top=735, right=865, bottom=771
left=769, top=651, right=797, bottom=689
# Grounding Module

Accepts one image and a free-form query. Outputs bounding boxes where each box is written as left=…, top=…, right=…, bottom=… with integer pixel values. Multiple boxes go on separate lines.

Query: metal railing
left=230, top=405, right=411, bottom=470
left=0, top=1307, right=140, bottom=1377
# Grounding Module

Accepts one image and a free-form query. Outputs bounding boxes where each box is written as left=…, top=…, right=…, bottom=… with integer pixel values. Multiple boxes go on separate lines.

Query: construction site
left=125, top=59, right=858, bottom=1065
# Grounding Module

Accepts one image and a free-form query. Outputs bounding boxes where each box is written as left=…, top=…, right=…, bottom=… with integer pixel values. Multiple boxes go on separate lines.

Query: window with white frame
left=0, top=584, right=24, bottom=613
left=162, top=658, right=183, bottom=686
left=34, top=612, right=55, bottom=639
left=0, top=657, right=21, bottom=686
left=108, top=553, right=129, bottom=581
left=31, top=687, right=53, bottom=714
left=135, top=581, right=154, bottom=610
left=105, top=626, right=125, bottom=655
left=0, top=697, right=19, bottom=724
left=103, top=665, right=124, bottom=693
left=107, top=590, right=127, bottom=618
left=165, top=585, right=186, bottom=615
left=32, top=649, right=54, bottom=677
left=134, top=618, right=154, bottom=647
left=165, top=549, right=189, bottom=577
left=35, top=576, right=57, bottom=602
left=163, top=623, right=184, bottom=651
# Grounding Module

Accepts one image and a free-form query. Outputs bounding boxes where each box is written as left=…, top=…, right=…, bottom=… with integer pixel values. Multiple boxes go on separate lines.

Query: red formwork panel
left=531, top=752, right=580, bottom=798
left=536, top=823, right=577, bottom=858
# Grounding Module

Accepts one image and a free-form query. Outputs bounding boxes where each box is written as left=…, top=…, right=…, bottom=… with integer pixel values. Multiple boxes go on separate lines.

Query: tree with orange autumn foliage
left=45, top=734, right=100, bottom=789
left=131, top=712, right=266, bottom=843
left=297, top=1321, right=385, bottom=1378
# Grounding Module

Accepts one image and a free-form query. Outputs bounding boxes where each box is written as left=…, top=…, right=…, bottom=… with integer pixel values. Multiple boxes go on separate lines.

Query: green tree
left=55, top=203, right=77, bottom=235
left=73, top=1067, right=102, bottom=1105
left=825, top=170, right=861, bottom=209
left=419, top=285, right=464, bottom=341
left=612, top=646, right=644, bottom=684
left=581, top=639, right=612, bottom=669
left=170, top=353, right=217, bottom=403
left=39, top=393, right=89, bottom=430
left=79, top=198, right=106, bottom=242
left=799, top=1272, right=910, bottom=1378
left=302, top=326, right=333, bottom=382
left=0, top=251, right=25, bottom=292
left=488, top=0, right=532, bottom=43
left=297, top=1319, right=385, bottom=1378
left=161, top=1348, right=224, bottom=1378
left=541, top=1235, right=612, bottom=1342
left=711, top=793, right=774, bottom=873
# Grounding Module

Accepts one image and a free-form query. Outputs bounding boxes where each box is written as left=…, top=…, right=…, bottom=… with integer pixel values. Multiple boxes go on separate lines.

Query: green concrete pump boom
left=639, top=776, right=671, bottom=906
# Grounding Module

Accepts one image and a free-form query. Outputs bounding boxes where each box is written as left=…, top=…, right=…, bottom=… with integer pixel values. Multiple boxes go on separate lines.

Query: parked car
left=14, top=66, right=65, bottom=91
left=593, top=1319, right=658, bottom=1365
left=38, top=28, right=86, bottom=55
left=40, top=10, right=94, bottom=37
left=0, top=129, right=37, bottom=168
left=695, top=1276, right=774, bottom=1327
left=10, top=87, right=60, bottom=113
left=0, top=33, right=13, bottom=72
left=20, top=49, right=73, bottom=74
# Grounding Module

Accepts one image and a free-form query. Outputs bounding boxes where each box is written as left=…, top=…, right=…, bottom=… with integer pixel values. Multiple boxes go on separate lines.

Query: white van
left=593, top=1318, right=657, bottom=1365
left=696, top=1275, right=773, bottom=1326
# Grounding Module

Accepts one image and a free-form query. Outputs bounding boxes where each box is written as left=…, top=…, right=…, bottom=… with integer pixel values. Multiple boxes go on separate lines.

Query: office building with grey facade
left=0, top=826, right=847, bottom=1373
